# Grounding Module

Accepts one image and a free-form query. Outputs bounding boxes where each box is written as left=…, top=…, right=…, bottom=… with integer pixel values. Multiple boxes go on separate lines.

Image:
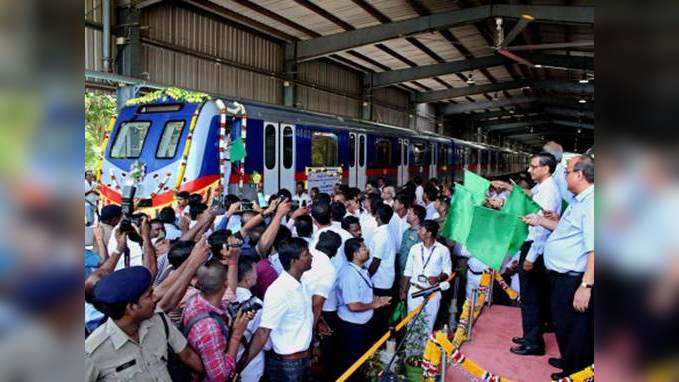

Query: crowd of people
left=83, top=140, right=594, bottom=382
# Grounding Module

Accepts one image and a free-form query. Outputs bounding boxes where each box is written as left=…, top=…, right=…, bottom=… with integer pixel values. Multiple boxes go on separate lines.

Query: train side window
left=283, top=126, right=293, bottom=169
left=349, top=134, right=355, bottom=167
left=265, top=124, right=276, bottom=170
left=111, top=121, right=151, bottom=159
left=359, top=135, right=365, bottom=167
left=412, top=142, right=426, bottom=165
left=375, top=139, right=392, bottom=167
left=155, top=121, right=185, bottom=159
left=311, top=132, right=338, bottom=167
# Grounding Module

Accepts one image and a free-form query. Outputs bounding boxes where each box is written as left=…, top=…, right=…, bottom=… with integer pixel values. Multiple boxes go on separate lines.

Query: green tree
left=85, top=92, right=117, bottom=170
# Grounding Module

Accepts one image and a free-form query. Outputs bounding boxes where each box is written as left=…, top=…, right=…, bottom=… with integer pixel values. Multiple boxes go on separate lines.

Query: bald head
left=543, top=141, right=564, bottom=163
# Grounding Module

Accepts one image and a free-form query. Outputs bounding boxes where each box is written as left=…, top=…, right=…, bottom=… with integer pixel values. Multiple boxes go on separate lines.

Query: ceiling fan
left=491, top=16, right=594, bottom=69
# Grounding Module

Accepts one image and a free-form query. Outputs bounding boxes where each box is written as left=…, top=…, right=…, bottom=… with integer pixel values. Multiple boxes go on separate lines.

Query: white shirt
left=259, top=271, right=313, bottom=355
left=164, top=223, right=182, bottom=241
left=553, top=162, right=575, bottom=204
left=359, top=211, right=378, bottom=239
left=526, top=176, right=563, bottom=263
left=403, top=242, right=452, bottom=280
left=544, top=185, right=594, bottom=273
left=107, top=226, right=143, bottom=270
left=235, top=288, right=264, bottom=382
left=85, top=180, right=98, bottom=204
left=292, top=192, right=312, bottom=207
left=388, top=212, right=409, bottom=251
left=337, top=263, right=374, bottom=324
left=301, top=248, right=337, bottom=299
left=425, top=202, right=439, bottom=220
left=269, top=253, right=284, bottom=275
left=367, top=224, right=397, bottom=289
left=323, top=251, right=348, bottom=312
left=415, top=185, right=425, bottom=206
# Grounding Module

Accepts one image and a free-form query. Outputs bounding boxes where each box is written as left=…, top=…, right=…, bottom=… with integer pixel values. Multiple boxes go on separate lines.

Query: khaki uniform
left=85, top=311, right=187, bottom=381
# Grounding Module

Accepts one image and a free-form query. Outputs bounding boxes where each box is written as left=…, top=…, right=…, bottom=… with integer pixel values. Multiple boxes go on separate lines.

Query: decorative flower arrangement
left=125, top=87, right=211, bottom=106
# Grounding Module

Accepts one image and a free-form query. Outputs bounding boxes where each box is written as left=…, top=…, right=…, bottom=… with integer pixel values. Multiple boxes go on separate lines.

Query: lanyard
left=420, top=243, right=437, bottom=274
left=350, top=264, right=373, bottom=290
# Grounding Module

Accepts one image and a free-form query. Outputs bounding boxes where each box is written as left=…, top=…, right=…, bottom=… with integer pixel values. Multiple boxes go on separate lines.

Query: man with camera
left=241, top=238, right=314, bottom=382
left=182, top=256, right=254, bottom=381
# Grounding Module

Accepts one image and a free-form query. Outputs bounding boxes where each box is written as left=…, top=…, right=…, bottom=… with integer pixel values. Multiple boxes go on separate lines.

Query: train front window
left=111, top=121, right=151, bottom=159
left=311, top=132, right=338, bottom=167
left=156, top=121, right=185, bottom=159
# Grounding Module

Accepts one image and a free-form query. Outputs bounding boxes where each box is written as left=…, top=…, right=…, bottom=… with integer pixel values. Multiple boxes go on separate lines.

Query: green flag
left=464, top=170, right=491, bottom=206
left=502, top=185, right=542, bottom=217
left=501, top=185, right=541, bottom=255
left=466, top=206, right=522, bottom=271
left=230, top=137, right=246, bottom=162
left=440, top=184, right=475, bottom=244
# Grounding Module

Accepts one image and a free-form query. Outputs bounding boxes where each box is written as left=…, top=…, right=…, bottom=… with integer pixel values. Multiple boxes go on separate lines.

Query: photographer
left=235, top=258, right=265, bottom=382
left=182, top=259, right=254, bottom=382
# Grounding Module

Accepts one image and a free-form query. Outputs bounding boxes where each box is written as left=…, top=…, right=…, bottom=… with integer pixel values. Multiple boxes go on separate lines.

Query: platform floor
left=445, top=305, right=561, bottom=381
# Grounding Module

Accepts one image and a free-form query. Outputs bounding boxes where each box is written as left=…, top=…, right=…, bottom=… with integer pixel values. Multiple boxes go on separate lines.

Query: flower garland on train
left=420, top=271, right=594, bottom=382
left=125, top=87, right=211, bottom=106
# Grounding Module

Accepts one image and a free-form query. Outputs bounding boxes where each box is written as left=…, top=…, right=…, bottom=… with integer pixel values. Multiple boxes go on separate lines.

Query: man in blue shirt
left=524, top=155, right=594, bottom=379
left=336, top=238, right=391, bottom=375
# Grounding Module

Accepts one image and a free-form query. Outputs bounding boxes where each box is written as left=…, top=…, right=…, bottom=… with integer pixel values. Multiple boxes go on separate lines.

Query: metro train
left=97, top=92, right=529, bottom=210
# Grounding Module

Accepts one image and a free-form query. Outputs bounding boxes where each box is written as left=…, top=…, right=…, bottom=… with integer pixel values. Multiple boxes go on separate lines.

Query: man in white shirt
left=495, top=153, right=562, bottom=356
left=388, top=193, right=410, bottom=253
left=542, top=141, right=575, bottom=204
left=359, top=194, right=380, bottom=239
left=366, top=203, right=396, bottom=335
left=242, top=238, right=314, bottom=382
left=423, top=186, right=440, bottom=220
left=337, top=238, right=391, bottom=373
left=292, top=181, right=312, bottom=208
left=85, top=170, right=99, bottom=226
left=414, top=176, right=425, bottom=206
left=400, top=220, right=452, bottom=333
left=381, top=186, right=395, bottom=207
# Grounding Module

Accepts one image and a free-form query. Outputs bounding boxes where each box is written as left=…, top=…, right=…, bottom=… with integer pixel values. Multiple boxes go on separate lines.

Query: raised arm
left=256, top=199, right=291, bottom=255
left=85, top=229, right=127, bottom=302
left=156, top=235, right=210, bottom=312
left=140, top=217, right=158, bottom=278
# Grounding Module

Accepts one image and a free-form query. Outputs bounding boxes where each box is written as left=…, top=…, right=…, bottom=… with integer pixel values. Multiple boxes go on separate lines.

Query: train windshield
left=110, top=121, right=151, bottom=159
left=156, top=121, right=185, bottom=158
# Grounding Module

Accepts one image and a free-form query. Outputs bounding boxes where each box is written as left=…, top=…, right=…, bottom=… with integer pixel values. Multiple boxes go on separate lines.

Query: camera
left=119, top=185, right=137, bottom=233
left=227, top=296, right=262, bottom=318
left=211, top=194, right=227, bottom=215
left=290, top=200, right=299, bottom=210
left=239, top=201, right=254, bottom=212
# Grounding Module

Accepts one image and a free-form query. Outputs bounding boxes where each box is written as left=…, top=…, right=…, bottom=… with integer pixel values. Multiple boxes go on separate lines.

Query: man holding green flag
left=493, top=152, right=562, bottom=357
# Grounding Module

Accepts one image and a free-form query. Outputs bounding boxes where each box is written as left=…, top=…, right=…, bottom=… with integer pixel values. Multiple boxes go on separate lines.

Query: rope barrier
left=335, top=272, right=457, bottom=382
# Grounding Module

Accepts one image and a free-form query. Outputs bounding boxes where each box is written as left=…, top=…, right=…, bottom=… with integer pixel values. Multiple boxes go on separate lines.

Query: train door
left=263, top=122, right=296, bottom=196
left=429, top=142, right=438, bottom=180
left=348, top=132, right=367, bottom=188
left=397, top=138, right=409, bottom=186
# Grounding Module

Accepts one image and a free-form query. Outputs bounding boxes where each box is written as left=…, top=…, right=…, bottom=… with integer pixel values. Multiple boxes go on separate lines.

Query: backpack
left=160, top=311, right=229, bottom=382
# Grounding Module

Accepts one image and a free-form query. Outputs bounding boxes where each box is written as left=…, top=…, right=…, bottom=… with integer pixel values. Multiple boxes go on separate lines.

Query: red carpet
left=445, top=305, right=560, bottom=382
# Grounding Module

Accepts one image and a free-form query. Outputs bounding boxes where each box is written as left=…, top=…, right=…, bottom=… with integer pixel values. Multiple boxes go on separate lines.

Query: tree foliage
left=85, top=92, right=116, bottom=170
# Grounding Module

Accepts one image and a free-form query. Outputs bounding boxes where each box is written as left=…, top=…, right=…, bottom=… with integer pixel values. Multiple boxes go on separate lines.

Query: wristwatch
left=580, top=282, right=593, bottom=289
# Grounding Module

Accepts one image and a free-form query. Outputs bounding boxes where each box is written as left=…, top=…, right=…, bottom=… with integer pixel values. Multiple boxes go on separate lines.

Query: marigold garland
left=125, top=87, right=210, bottom=106
left=494, top=272, right=519, bottom=301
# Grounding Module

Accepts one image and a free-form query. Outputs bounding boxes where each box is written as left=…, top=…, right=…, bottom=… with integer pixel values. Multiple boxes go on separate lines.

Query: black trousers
left=337, top=318, right=373, bottom=381
left=518, top=241, right=547, bottom=348
left=372, top=286, right=393, bottom=342
left=320, top=311, right=341, bottom=381
left=549, top=271, right=593, bottom=374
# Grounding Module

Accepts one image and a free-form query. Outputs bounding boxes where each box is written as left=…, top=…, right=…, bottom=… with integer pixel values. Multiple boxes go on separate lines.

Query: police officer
left=524, top=155, right=594, bottom=379
left=86, top=266, right=204, bottom=381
